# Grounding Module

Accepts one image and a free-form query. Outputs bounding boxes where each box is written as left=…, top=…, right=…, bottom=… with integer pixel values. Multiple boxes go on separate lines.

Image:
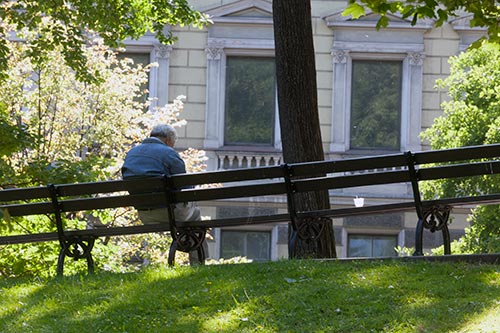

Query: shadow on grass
left=0, top=259, right=499, bottom=332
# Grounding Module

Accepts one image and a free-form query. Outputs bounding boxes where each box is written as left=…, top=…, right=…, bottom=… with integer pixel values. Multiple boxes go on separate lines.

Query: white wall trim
left=326, top=12, right=428, bottom=153
left=122, top=41, right=172, bottom=111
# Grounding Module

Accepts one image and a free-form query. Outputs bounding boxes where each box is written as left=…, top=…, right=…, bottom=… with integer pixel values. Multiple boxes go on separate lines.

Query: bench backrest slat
left=176, top=213, right=291, bottom=228
left=0, top=187, right=51, bottom=201
left=59, top=194, right=164, bottom=212
left=56, top=177, right=166, bottom=196
left=289, top=153, right=408, bottom=177
left=175, top=182, right=287, bottom=202
left=170, top=165, right=284, bottom=188
left=414, top=144, right=500, bottom=164
left=57, top=180, right=124, bottom=196
left=293, top=170, right=411, bottom=193
left=418, top=161, right=500, bottom=181
left=2, top=202, right=54, bottom=216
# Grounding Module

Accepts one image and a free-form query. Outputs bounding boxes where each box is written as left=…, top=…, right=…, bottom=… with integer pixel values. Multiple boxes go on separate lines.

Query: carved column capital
left=407, top=52, right=425, bottom=66
left=331, top=49, right=349, bottom=64
left=205, top=45, right=224, bottom=60
left=154, top=45, right=172, bottom=59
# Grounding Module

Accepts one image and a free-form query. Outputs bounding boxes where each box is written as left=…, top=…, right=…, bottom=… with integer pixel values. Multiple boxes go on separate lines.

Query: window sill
left=342, top=149, right=402, bottom=157
left=216, top=146, right=282, bottom=153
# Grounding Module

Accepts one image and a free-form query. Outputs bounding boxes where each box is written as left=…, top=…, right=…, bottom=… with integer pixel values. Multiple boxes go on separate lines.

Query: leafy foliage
left=0, top=28, right=207, bottom=277
left=421, top=42, right=500, bottom=254
left=344, top=0, right=500, bottom=46
left=0, top=107, right=34, bottom=158
left=1, top=22, right=192, bottom=188
left=0, top=0, right=210, bottom=82
left=1, top=45, right=129, bottom=186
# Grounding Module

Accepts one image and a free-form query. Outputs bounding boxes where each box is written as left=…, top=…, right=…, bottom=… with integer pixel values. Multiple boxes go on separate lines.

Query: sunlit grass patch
left=0, top=259, right=498, bottom=332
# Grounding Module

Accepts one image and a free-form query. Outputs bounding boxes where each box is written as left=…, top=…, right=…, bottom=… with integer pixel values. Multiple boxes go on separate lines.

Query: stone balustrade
left=216, top=151, right=283, bottom=170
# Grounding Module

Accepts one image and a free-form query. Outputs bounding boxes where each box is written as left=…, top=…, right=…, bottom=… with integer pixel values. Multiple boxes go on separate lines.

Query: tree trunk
left=272, top=0, right=336, bottom=258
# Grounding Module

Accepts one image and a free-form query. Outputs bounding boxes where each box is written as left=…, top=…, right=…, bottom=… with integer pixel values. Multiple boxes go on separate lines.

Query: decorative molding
left=407, top=52, right=425, bottom=66
left=323, top=10, right=433, bottom=30
left=331, top=49, right=349, bottom=64
left=450, top=14, right=487, bottom=51
left=205, top=0, right=272, bottom=21
left=205, top=46, right=225, bottom=60
left=154, top=45, right=172, bottom=59
left=450, top=14, right=487, bottom=31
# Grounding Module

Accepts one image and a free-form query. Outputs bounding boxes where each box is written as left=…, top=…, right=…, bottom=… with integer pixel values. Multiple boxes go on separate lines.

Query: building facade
left=122, top=0, right=485, bottom=260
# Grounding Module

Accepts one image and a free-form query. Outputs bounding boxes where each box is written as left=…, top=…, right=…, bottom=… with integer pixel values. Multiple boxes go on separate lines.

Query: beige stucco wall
left=421, top=24, right=461, bottom=149
left=168, top=25, right=208, bottom=148
left=170, top=1, right=472, bottom=153
left=161, top=0, right=484, bottom=259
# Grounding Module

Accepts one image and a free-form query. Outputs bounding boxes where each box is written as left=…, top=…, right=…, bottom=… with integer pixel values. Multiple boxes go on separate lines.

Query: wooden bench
left=1, top=144, right=500, bottom=275
left=0, top=177, right=191, bottom=275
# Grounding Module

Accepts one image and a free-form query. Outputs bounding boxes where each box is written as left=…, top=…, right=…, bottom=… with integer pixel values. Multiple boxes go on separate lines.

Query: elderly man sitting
left=122, top=124, right=205, bottom=263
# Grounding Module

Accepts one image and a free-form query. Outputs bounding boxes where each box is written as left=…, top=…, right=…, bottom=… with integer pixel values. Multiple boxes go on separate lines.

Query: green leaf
left=0, top=208, right=10, bottom=222
left=376, top=15, right=390, bottom=29
left=342, top=3, right=366, bottom=19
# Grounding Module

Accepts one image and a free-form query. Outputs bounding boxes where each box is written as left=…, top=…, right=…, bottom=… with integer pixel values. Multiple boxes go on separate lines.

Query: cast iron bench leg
left=414, top=205, right=452, bottom=256
left=168, top=228, right=206, bottom=266
left=413, top=218, right=424, bottom=256
left=57, top=238, right=95, bottom=276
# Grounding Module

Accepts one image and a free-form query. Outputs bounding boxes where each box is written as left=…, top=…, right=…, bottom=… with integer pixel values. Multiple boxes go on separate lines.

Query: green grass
left=0, top=260, right=499, bottom=333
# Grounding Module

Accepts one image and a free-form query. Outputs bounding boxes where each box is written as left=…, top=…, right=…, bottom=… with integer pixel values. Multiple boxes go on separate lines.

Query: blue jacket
left=121, top=137, right=186, bottom=178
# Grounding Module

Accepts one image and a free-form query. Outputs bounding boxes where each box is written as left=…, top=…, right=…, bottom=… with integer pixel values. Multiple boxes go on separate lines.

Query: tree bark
left=272, top=0, right=337, bottom=258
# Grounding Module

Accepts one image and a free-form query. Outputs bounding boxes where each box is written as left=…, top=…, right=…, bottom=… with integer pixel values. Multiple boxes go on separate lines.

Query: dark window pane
left=348, top=235, right=397, bottom=258
left=224, top=57, right=275, bottom=146
left=348, top=235, right=371, bottom=257
left=350, top=60, right=402, bottom=150
left=220, top=231, right=271, bottom=261
left=220, top=231, right=245, bottom=259
left=372, top=236, right=397, bottom=257
left=246, top=232, right=271, bottom=261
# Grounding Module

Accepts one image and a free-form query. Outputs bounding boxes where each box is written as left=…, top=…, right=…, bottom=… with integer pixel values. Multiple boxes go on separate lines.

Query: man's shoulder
left=142, top=137, right=165, bottom=145
left=132, top=138, right=170, bottom=151
left=128, top=140, right=180, bottom=158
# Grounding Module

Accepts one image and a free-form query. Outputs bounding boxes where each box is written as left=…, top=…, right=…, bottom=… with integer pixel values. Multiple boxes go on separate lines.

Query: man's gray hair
left=150, top=124, right=177, bottom=142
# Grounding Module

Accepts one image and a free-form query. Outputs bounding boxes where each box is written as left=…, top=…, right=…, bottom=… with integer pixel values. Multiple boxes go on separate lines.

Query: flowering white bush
left=0, top=20, right=208, bottom=276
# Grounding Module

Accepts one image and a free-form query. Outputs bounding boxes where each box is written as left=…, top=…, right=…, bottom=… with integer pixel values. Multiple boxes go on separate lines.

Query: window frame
left=347, top=53, right=406, bottom=152
left=220, top=229, right=272, bottom=261
left=121, top=37, right=172, bottom=111
left=331, top=50, right=423, bottom=154
left=203, top=1, right=280, bottom=151
left=325, top=11, right=430, bottom=154
left=347, top=234, right=398, bottom=258
left=223, top=54, right=277, bottom=147
left=205, top=44, right=281, bottom=150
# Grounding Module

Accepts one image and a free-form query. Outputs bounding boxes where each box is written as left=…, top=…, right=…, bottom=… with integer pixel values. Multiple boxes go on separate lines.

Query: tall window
left=220, top=231, right=271, bottom=261
left=348, top=235, right=397, bottom=257
left=350, top=60, right=402, bottom=150
left=326, top=11, right=428, bottom=153
left=224, top=56, right=276, bottom=146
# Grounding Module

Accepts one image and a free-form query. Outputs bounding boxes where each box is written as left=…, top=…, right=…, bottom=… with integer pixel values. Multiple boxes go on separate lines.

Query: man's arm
left=168, top=150, right=187, bottom=175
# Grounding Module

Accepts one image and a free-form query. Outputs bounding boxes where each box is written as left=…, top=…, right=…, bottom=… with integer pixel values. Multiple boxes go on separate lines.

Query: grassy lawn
left=0, top=259, right=499, bottom=333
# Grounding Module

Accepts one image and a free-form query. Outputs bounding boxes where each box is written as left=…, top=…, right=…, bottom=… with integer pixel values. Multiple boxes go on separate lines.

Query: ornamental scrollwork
left=407, top=52, right=425, bottom=66
left=331, top=49, right=349, bottom=64
left=422, top=205, right=451, bottom=232
left=155, top=45, right=172, bottom=59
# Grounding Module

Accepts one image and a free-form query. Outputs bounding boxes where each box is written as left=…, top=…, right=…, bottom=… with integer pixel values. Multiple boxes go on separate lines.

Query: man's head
left=150, top=124, right=177, bottom=147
